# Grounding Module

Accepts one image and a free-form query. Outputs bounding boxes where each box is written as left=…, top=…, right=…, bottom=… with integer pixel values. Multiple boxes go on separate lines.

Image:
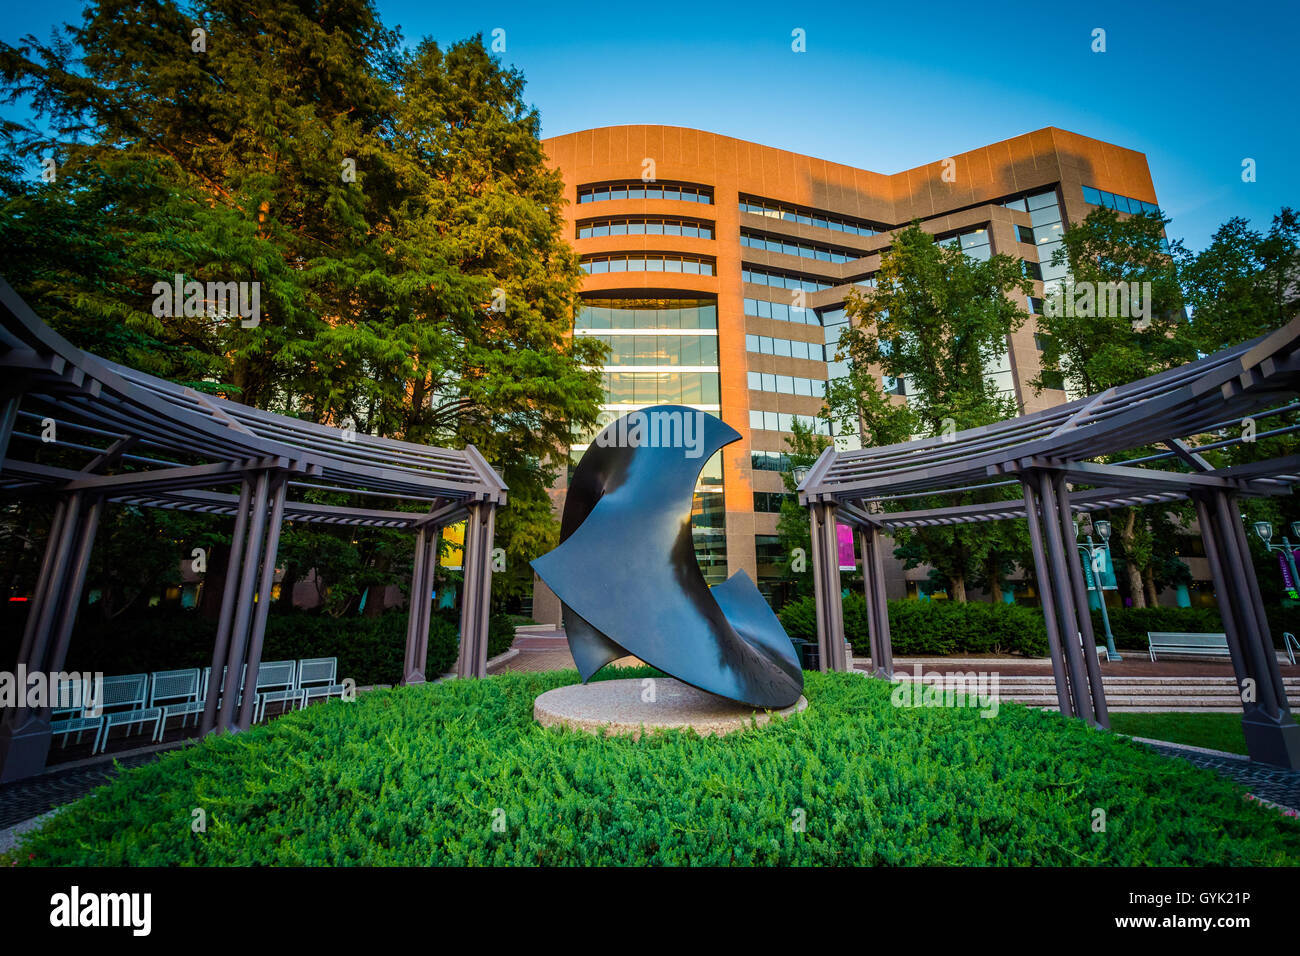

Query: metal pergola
left=798, top=316, right=1300, bottom=768
left=0, top=278, right=507, bottom=783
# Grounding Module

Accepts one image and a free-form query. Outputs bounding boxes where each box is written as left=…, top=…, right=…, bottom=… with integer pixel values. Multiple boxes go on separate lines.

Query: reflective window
left=580, top=254, right=715, bottom=276
left=578, top=217, right=715, bottom=239
left=1081, top=184, right=1159, bottom=216
left=578, top=181, right=713, bottom=204
left=742, top=266, right=833, bottom=292
left=740, top=230, right=859, bottom=264
left=739, top=196, right=884, bottom=237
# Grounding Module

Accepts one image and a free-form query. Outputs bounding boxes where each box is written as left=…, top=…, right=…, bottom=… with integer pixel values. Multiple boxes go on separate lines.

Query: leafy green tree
left=0, top=3, right=602, bottom=610
left=1035, top=207, right=1190, bottom=396
left=1178, top=207, right=1299, bottom=354
left=829, top=223, right=1032, bottom=601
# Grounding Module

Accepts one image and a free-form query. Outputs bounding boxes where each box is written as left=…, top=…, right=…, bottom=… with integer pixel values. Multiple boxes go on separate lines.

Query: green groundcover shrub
left=5, top=670, right=1297, bottom=866
left=1, top=609, right=516, bottom=688
left=779, top=596, right=1050, bottom=657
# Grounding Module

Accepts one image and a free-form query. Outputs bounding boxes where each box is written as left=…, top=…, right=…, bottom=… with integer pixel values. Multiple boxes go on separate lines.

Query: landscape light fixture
left=1254, top=521, right=1273, bottom=544
left=792, top=465, right=810, bottom=486
left=1291, top=520, right=1300, bottom=541
left=1094, top=519, right=1111, bottom=542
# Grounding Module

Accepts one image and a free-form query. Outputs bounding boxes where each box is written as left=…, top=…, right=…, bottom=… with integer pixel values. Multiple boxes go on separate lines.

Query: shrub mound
left=7, top=670, right=1297, bottom=866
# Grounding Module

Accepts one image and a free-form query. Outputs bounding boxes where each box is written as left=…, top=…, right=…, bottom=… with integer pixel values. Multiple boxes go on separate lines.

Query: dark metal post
left=43, top=495, right=104, bottom=683
left=1038, top=472, right=1095, bottom=724
left=202, top=478, right=253, bottom=735
left=456, top=502, right=497, bottom=679
left=413, top=526, right=440, bottom=681
left=0, top=492, right=83, bottom=782
left=808, top=501, right=847, bottom=672
left=1021, top=480, right=1072, bottom=716
left=236, top=475, right=287, bottom=730
left=869, top=525, right=895, bottom=677
left=858, top=527, right=882, bottom=670
left=403, top=526, right=428, bottom=685
left=218, top=470, right=271, bottom=731
left=1053, top=475, right=1109, bottom=728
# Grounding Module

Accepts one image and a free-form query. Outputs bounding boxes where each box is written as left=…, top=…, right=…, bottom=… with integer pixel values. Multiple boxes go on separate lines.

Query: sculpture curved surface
left=531, top=406, right=803, bottom=708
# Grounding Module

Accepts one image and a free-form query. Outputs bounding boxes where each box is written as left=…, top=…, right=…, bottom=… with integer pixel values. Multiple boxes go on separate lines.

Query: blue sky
left=5, top=0, right=1296, bottom=251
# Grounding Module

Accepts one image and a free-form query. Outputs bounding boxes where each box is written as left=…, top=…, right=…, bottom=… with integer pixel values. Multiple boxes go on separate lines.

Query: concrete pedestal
left=534, top=677, right=807, bottom=740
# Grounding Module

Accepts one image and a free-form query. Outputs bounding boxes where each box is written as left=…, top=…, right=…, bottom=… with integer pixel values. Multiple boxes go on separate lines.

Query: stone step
left=1002, top=694, right=1290, bottom=707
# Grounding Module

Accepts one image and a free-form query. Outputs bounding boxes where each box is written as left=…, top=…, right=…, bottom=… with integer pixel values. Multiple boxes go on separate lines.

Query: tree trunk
left=1118, top=509, right=1146, bottom=608
left=989, top=576, right=1003, bottom=604
left=1143, top=566, right=1160, bottom=608
left=950, top=574, right=967, bottom=603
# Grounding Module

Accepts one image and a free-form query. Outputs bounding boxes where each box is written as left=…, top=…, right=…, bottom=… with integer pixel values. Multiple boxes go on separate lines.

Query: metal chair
left=93, top=674, right=162, bottom=754
left=298, top=657, right=348, bottom=708
left=253, top=660, right=300, bottom=722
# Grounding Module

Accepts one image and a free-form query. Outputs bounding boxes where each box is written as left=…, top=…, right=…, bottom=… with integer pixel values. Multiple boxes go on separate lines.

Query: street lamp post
left=1252, top=520, right=1300, bottom=599
left=1076, top=517, right=1121, bottom=662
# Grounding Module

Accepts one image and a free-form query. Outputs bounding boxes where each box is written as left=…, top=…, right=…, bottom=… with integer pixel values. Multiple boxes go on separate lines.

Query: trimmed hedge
left=779, top=595, right=1049, bottom=657
left=1088, top=606, right=1225, bottom=651
left=6, top=669, right=1297, bottom=865
left=2, top=608, right=516, bottom=688
left=777, top=597, right=1285, bottom=658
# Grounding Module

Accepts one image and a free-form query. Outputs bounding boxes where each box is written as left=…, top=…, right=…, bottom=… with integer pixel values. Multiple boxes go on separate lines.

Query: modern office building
left=532, top=125, right=1191, bottom=618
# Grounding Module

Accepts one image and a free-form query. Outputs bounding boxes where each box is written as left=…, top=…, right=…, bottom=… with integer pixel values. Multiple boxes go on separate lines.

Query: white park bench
left=150, top=667, right=202, bottom=741
left=49, top=676, right=102, bottom=747
left=252, top=660, right=300, bottom=722
left=1147, top=631, right=1229, bottom=662
left=93, top=674, right=162, bottom=753
left=298, top=657, right=348, bottom=708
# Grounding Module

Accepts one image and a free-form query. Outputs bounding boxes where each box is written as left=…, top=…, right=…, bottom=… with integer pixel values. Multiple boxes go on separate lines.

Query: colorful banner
left=837, top=521, right=856, bottom=571
left=1080, top=546, right=1118, bottom=590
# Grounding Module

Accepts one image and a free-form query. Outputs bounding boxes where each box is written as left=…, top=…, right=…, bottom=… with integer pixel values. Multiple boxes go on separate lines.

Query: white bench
left=94, top=674, right=162, bottom=753
left=1147, top=631, right=1229, bottom=662
left=253, top=660, right=301, bottom=722
left=298, top=657, right=347, bottom=707
left=150, top=668, right=203, bottom=741
left=50, top=676, right=102, bottom=747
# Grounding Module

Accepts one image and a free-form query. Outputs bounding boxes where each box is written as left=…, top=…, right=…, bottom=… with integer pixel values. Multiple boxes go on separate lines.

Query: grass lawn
left=1109, top=711, right=1299, bottom=756
left=5, top=669, right=1298, bottom=866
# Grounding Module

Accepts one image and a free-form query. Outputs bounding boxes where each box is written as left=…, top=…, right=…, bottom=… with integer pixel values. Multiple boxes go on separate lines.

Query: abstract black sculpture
left=532, top=406, right=803, bottom=708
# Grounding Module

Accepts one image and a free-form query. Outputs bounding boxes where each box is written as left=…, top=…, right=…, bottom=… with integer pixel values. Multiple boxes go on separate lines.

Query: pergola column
left=1052, top=474, right=1109, bottom=728
left=869, top=526, right=895, bottom=676
left=1036, top=471, right=1098, bottom=725
left=808, top=501, right=848, bottom=672
left=856, top=528, right=882, bottom=671
left=403, top=524, right=441, bottom=685
left=1021, top=479, right=1073, bottom=716
left=201, top=478, right=253, bottom=735
left=455, top=501, right=497, bottom=679
left=0, top=491, right=101, bottom=782
left=858, top=523, right=894, bottom=677
left=1196, top=491, right=1300, bottom=768
left=235, top=474, right=288, bottom=730
left=217, top=470, right=272, bottom=731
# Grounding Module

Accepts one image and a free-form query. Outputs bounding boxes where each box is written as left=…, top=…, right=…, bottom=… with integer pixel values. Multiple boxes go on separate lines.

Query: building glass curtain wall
left=572, top=297, right=727, bottom=584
